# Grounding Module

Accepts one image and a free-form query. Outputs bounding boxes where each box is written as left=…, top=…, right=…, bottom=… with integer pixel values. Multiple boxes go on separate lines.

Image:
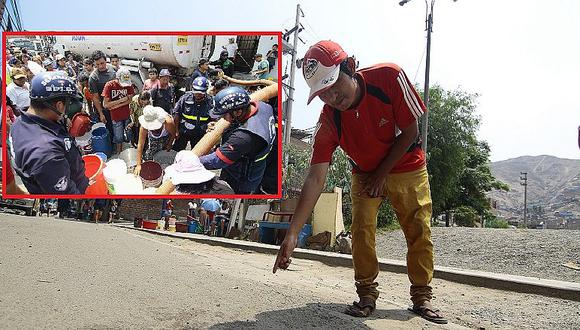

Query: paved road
left=1, top=214, right=578, bottom=329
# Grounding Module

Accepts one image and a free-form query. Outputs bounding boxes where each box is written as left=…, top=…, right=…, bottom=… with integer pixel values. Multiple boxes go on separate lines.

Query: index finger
left=273, top=249, right=285, bottom=274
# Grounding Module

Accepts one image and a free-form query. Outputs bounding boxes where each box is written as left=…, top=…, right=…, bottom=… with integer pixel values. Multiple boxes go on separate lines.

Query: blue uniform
left=10, top=111, right=89, bottom=194
left=200, top=101, right=276, bottom=194
left=172, top=92, right=214, bottom=151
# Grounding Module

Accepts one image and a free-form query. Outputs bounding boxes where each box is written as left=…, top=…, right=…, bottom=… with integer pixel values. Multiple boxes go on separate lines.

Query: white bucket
left=75, top=132, right=93, bottom=155
left=103, top=159, right=128, bottom=193
left=113, top=173, right=144, bottom=194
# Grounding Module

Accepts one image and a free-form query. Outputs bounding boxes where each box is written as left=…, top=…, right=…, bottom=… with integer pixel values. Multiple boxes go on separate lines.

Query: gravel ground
left=376, top=227, right=580, bottom=283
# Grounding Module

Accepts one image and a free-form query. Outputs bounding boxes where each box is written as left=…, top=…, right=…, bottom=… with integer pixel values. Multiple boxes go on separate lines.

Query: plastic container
left=157, top=219, right=166, bottom=230
left=103, top=159, right=128, bottom=194
left=142, top=220, right=157, bottom=230
left=75, top=132, right=93, bottom=155
left=187, top=221, right=199, bottom=234
left=82, top=155, right=108, bottom=195
left=297, top=224, right=313, bottom=248
left=139, top=161, right=163, bottom=188
left=114, top=174, right=144, bottom=195
left=91, top=126, right=112, bottom=157
left=176, top=222, right=188, bottom=233
left=94, top=152, right=108, bottom=162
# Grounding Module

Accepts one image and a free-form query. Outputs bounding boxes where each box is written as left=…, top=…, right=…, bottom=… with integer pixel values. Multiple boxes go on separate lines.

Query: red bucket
left=82, top=155, right=109, bottom=195
left=143, top=220, right=157, bottom=230
left=139, top=161, right=163, bottom=188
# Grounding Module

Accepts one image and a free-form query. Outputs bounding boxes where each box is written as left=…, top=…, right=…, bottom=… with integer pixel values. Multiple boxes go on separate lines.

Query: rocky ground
left=376, top=227, right=580, bottom=283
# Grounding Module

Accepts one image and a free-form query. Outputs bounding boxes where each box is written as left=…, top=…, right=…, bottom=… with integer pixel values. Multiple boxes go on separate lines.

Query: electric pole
left=520, top=172, right=528, bottom=228
left=399, top=0, right=458, bottom=156
left=283, top=4, right=304, bottom=146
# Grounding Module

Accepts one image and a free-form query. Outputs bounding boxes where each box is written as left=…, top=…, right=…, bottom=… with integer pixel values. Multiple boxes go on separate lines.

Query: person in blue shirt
left=189, top=58, right=210, bottom=89
left=200, top=86, right=276, bottom=194
left=9, top=72, right=90, bottom=194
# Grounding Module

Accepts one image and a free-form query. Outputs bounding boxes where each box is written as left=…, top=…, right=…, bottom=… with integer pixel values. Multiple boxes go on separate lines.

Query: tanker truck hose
left=155, top=83, right=279, bottom=195
left=222, top=75, right=276, bottom=87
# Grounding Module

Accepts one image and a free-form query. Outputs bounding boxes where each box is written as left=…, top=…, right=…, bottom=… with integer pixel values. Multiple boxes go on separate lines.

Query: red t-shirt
left=101, top=80, right=134, bottom=122
left=311, top=63, right=426, bottom=174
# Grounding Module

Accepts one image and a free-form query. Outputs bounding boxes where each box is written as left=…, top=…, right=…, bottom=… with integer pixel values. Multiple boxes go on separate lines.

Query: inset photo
left=2, top=32, right=282, bottom=198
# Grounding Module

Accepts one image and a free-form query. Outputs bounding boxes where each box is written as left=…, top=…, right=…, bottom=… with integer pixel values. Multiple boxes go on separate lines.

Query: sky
left=16, top=0, right=580, bottom=162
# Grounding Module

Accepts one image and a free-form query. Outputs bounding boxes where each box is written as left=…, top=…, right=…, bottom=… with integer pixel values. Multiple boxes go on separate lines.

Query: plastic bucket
left=139, top=161, right=163, bottom=188
left=176, top=222, right=188, bottom=233
left=82, top=155, right=108, bottom=195
left=103, top=159, right=128, bottom=194
left=91, top=127, right=112, bottom=157
left=143, top=220, right=157, bottom=230
left=75, top=132, right=93, bottom=155
left=187, top=221, right=199, bottom=233
left=114, top=174, right=144, bottom=195
left=95, top=152, right=108, bottom=162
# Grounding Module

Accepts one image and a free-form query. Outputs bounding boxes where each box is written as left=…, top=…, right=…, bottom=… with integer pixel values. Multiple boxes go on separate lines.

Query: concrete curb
left=114, top=224, right=580, bottom=302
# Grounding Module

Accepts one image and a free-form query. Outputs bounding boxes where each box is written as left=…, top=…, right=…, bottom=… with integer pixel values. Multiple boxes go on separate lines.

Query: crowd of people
left=4, top=40, right=279, bottom=195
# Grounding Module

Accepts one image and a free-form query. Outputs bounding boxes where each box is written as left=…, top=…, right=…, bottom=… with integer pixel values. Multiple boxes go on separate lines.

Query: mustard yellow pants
left=350, top=166, right=433, bottom=305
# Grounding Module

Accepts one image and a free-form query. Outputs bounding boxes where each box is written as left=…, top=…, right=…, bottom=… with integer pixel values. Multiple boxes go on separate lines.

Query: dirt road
left=1, top=214, right=578, bottom=329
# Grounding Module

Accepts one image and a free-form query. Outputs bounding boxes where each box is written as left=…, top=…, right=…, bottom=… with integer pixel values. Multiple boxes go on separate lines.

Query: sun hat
left=163, top=151, right=216, bottom=185
left=138, top=105, right=166, bottom=131
left=302, top=40, right=348, bottom=104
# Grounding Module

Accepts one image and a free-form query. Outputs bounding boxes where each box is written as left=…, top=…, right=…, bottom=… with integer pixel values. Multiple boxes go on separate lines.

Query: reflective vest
left=178, top=92, right=213, bottom=135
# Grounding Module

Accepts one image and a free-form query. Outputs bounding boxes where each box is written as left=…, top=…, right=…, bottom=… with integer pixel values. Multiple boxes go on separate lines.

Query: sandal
left=408, top=304, right=448, bottom=324
left=345, top=299, right=376, bottom=318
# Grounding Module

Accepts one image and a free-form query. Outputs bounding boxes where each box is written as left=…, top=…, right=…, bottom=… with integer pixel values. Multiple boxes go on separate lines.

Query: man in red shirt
left=273, top=40, right=446, bottom=324
left=102, top=68, right=135, bottom=154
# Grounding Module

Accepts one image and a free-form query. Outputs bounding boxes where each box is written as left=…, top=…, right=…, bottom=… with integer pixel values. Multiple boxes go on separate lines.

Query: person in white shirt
left=6, top=67, right=31, bottom=114
left=222, top=37, right=238, bottom=61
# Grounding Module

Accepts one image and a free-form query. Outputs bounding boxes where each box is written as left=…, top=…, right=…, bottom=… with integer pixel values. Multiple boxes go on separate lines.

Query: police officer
left=172, top=76, right=214, bottom=152
left=199, top=86, right=276, bottom=194
left=9, top=72, right=90, bottom=194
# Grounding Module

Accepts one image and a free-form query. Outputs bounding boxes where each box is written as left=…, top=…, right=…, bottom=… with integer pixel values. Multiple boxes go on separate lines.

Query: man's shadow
left=209, top=302, right=414, bottom=329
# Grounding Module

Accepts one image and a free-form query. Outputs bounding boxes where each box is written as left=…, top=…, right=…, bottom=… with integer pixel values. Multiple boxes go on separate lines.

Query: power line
left=413, top=44, right=426, bottom=84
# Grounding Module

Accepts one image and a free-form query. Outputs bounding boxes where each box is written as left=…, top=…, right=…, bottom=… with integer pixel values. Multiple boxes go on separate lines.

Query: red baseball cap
left=302, top=40, right=348, bottom=104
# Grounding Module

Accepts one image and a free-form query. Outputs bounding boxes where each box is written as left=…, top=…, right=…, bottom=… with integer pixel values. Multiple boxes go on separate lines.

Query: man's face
left=200, top=62, right=209, bottom=71
left=254, top=56, right=262, bottom=63
left=148, top=72, right=158, bottom=80
left=95, top=58, right=107, bottom=72
left=318, top=72, right=357, bottom=111
left=58, top=58, right=66, bottom=67
left=111, top=58, right=119, bottom=68
left=193, top=92, right=206, bottom=102
left=14, top=77, right=27, bottom=87
left=159, top=76, right=170, bottom=86
left=84, top=63, right=93, bottom=72
left=224, top=107, right=246, bottom=123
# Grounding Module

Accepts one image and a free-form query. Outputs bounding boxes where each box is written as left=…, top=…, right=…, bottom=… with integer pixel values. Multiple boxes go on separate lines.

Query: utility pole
left=283, top=4, right=304, bottom=146
left=520, top=172, right=528, bottom=228
left=399, top=0, right=458, bottom=156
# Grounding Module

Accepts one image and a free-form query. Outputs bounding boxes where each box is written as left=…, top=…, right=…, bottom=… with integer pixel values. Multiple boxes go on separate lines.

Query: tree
left=424, top=85, right=508, bottom=226
left=284, top=145, right=397, bottom=229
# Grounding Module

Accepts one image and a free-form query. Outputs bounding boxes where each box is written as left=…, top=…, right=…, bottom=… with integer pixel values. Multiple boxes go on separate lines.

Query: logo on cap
left=304, top=59, right=319, bottom=80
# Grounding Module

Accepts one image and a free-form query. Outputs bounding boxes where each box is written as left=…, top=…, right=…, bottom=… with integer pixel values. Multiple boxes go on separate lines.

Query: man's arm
left=32, top=157, right=85, bottom=194
left=364, top=122, right=418, bottom=197
left=102, top=96, right=127, bottom=110
left=273, top=163, right=329, bottom=273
